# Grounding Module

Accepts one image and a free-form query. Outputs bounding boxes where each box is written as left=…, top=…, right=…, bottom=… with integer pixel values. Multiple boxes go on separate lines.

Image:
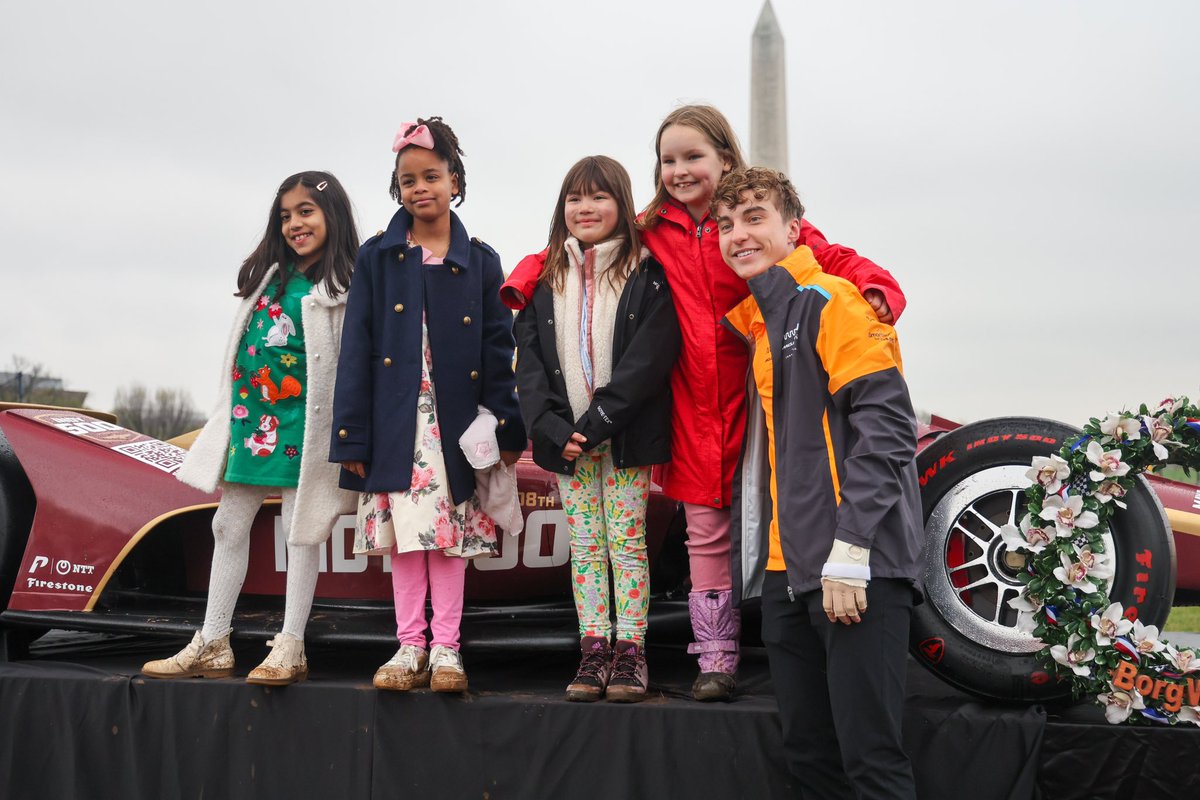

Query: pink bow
left=392, top=122, right=435, bottom=152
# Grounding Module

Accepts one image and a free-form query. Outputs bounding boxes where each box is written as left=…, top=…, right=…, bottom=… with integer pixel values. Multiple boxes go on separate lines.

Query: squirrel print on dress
left=251, top=366, right=301, bottom=405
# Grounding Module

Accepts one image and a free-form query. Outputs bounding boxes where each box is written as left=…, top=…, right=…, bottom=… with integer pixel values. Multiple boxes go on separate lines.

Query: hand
left=561, top=432, right=587, bottom=461
left=500, top=450, right=521, bottom=466
left=341, top=461, right=366, bottom=478
left=864, top=289, right=894, bottom=325
left=822, top=578, right=868, bottom=625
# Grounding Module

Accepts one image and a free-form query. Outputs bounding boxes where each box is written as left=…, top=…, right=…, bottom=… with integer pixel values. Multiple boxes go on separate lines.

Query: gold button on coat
left=451, top=266, right=461, bottom=275
left=383, top=357, right=393, bottom=366
left=397, top=252, right=406, bottom=262
left=469, top=370, right=479, bottom=380
left=394, top=303, right=405, bottom=313
left=338, top=429, right=348, bottom=439
left=462, top=316, right=472, bottom=325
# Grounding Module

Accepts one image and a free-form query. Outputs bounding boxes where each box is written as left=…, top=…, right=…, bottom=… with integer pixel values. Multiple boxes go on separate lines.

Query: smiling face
left=658, top=123, right=732, bottom=221
left=715, top=189, right=802, bottom=280
left=564, top=184, right=620, bottom=247
left=278, top=184, right=328, bottom=270
left=395, top=147, right=459, bottom=224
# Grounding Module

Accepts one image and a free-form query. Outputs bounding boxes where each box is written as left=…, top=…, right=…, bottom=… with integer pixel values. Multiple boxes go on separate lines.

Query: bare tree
left=111, top=384, right=204, bottom=440
left=0, top=356, right=87, bottom=407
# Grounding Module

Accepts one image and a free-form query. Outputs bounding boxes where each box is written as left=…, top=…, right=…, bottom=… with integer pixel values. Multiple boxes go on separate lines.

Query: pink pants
left=390, top=549, right=467, bottom=651
left=682, top=503, right=733, bottom=591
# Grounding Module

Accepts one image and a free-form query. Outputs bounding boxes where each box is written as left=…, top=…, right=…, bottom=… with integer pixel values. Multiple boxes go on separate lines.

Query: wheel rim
left=923, top=464, right=1115, bottom=654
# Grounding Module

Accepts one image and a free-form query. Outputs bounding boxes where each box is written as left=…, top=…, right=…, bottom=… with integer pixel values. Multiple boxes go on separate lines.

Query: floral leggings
left=556, top=444, right=650, bottom=644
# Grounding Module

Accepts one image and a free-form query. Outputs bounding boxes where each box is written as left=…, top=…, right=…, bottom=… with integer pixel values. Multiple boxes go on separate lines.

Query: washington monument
left=750, top=1, right=788, bottom=174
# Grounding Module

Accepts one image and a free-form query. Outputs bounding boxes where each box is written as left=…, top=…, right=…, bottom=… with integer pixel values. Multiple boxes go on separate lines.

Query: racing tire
left=911, top=417, right=1175, bottom=703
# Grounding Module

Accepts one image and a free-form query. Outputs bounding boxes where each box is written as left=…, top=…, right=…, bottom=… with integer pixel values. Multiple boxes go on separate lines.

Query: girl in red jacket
left=501, top=105, right=905, bottom=701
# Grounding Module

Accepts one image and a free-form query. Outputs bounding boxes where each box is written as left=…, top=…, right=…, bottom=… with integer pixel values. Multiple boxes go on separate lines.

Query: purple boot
left=687, top=589, right=740, bottom=701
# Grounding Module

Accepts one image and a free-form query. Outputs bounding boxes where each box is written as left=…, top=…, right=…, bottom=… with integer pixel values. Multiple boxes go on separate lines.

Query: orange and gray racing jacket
left=723, top=245, right=923, bottom=600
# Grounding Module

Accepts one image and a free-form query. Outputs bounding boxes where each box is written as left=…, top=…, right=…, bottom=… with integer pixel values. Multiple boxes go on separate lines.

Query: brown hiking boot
left=565, top=636, right=612, bottom=702
left=605, top=640, right=648, bottom=703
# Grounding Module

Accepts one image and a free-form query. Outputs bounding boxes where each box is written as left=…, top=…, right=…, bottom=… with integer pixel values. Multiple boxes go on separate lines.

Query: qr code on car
left=112, top=440, right=188, bottom=474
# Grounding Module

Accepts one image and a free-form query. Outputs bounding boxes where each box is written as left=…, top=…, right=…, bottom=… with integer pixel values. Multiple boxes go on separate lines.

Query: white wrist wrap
left=821, top=538, right=871, bottom=582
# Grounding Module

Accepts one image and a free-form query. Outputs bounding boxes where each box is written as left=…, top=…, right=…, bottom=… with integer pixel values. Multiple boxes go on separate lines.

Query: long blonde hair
left=640, top=104, right=747, bottom=228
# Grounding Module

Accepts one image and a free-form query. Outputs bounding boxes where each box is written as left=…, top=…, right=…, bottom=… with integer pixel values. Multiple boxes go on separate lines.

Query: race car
left=2, top=404, right=1198, bottom=702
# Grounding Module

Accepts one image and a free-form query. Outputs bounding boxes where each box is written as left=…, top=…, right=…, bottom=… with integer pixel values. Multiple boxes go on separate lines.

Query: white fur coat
left=177, top=264, right=356, bottom=545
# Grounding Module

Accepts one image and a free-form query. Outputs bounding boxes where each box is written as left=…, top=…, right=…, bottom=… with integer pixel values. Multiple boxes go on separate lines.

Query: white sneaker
left=373, top=644, right=430, bottom=691
left=429, top=644, right=468, bottom=693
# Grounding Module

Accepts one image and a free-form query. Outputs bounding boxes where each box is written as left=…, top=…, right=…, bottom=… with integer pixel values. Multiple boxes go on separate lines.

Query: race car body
left=2, top=406, right=1199, bottom=701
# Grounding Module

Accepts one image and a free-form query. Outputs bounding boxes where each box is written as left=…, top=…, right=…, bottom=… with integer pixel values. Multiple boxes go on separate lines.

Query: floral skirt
left=355, top=489, right=497, bottom=558
left=351, top=312, right=497, bottom=559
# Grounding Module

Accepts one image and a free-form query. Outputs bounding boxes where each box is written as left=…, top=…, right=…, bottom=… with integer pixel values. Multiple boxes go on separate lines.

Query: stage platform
left=0, top=631, right=1194, bottom=800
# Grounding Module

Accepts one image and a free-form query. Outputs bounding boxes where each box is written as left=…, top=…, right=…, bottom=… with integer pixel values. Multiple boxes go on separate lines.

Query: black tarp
left=0, top=633, right=1050, bottom=800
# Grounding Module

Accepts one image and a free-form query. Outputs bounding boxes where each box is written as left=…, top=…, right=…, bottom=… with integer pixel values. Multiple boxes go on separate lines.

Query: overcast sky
left=3, top=0, right=1197, bottom=430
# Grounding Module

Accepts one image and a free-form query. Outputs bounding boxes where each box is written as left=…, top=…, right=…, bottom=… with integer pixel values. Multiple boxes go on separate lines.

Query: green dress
left=223, top=269, right=311, bottom=487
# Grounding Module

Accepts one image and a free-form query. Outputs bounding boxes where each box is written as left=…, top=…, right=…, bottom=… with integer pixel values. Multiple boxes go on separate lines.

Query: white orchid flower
left=1131, top=620, right=1167, bottom=655
left=1000, top=522, right=1053, bottom=554
left=1141, top=415, right=1176, bottom=461
left=1008, top=591, right=1043, bottom=614
left=1100, top=414, right=1141, bottom=442
left=1179, top=706, right=1200, bottom=726
left=1153, top=396, right=1185, bottom=415
left=1016, top=610, right=1040, bottom=634
left=1050, top=633, right=1096, bottom=677
left=1167, top=646, right=1200, bottom=674
left=1026, top=454, right=1070, bottom=494
left=1089, top=603, right=1133, bottom=645
left=1039, top=495, right=1099, bottom=537
left=1074, top=545, right=1114, bottom=581
left=1098, top=685, right=1145, bottom=724
left=1092, top=480, right=1128, bottom=509
left=1053, top=551, right=1100, bottom=593
left=1086, top=440, right=1131, bottom=482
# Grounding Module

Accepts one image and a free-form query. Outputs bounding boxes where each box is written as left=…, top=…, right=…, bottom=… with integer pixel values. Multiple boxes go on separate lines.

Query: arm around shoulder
left=801, top=219, right=907, bottom=323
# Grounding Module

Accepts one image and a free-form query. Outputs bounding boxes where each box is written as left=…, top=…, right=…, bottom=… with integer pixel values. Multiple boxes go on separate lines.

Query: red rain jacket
left=500, top=200, right=906, bottom=507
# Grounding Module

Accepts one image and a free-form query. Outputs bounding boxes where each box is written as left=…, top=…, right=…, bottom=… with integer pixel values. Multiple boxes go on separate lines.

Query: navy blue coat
left=329, top=207, right=526, bottom=504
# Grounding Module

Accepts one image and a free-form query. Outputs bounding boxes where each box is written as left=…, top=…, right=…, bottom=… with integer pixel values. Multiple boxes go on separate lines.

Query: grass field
left=1165, top=606, right=1200, bottom=632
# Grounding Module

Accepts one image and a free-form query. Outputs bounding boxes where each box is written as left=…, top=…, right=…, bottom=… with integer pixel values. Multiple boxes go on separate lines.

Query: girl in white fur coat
left=143, top=171, right=358, bottom=685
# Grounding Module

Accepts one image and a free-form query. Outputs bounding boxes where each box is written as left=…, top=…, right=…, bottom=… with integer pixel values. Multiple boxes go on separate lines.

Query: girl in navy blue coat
left=330, top=117, right=525, bottom=693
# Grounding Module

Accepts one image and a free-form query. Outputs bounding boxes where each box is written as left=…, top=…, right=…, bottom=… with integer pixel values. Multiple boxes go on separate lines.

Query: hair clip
left=316, top=180, right=329, bottom=191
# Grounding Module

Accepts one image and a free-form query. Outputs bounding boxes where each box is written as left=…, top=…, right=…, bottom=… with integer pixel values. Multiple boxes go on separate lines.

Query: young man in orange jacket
left=715, top=167, right=923, bottom=800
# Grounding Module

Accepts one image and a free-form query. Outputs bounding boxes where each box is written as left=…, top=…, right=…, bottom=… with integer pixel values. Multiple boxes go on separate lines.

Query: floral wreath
left=1004, top=396, right=1200, bottom=724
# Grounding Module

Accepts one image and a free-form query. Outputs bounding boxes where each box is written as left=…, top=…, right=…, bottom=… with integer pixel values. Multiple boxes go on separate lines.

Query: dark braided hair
left=388, top=116, right=467, bottom=207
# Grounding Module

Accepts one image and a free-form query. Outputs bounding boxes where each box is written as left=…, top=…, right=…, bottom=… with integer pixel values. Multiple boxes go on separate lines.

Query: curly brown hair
left=388, top=116, right=466, bottom=207
left=710, top=167, right=804, bottom=223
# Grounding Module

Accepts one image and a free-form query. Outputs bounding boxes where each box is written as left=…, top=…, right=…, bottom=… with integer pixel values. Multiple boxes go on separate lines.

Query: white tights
left=200, top=483, right=320, bottom=643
